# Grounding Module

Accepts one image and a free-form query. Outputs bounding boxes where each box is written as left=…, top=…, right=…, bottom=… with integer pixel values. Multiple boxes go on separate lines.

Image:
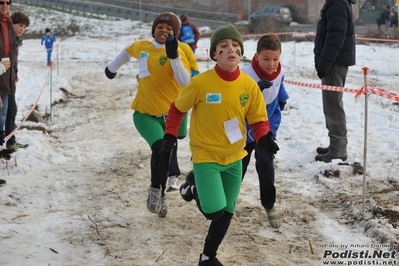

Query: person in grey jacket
left=313, top=0, right=356, bottom=163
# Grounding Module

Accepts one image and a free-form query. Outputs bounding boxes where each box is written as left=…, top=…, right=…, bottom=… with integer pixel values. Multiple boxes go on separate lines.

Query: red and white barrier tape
left=4, top=67, right=52, bottom=142
left=241, top=32, right=399, bottom=43
left=284, top=79, right=399, bottom=102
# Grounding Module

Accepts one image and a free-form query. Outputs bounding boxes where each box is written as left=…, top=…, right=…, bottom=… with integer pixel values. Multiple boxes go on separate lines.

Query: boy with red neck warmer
left=241, top=34, right=289, bottom=229
left=159, top=24, right=279, bottom=266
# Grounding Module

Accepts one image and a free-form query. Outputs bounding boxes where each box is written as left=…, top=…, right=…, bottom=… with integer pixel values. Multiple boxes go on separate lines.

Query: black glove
left=258, top=131, right=279, bottom=155
left=104, top=66, right=117, bottom=79
left=16, top=37, right=23, bottom=47
left=257, top=80, right=273, bottom=92
left=278, top=101, right=287, bottom=111
left=165, top=32, right=178, bottom=59
left=317, top=71, right=326, bottom=79
left=159, top=134, right=177, bottom=172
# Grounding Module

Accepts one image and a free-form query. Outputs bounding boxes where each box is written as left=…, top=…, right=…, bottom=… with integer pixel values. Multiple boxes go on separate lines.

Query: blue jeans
left=0, top=94, right=9, bottom=134
left=46, top=47, right=53, bottom=64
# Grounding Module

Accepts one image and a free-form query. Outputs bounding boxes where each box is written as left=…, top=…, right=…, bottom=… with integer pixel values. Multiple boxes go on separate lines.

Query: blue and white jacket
left=241, top=64, right=289, bottom=143
left=41, top=34, right=56, bottom=49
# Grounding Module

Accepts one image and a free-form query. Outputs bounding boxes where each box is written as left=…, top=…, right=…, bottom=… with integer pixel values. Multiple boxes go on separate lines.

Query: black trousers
left=242, top=142, right=276, bottom=209
left=5, top=93, right=17, bottom=145
left=168, top=143, right=181, bottom=177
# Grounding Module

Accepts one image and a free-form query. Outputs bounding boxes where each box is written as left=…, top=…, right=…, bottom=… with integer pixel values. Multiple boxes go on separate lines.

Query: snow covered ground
left=0, top=3, right=398, bottom=266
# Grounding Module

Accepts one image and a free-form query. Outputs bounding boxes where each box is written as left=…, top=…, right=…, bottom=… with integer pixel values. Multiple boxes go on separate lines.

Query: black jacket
left=314, top=0, right=356, bottom=74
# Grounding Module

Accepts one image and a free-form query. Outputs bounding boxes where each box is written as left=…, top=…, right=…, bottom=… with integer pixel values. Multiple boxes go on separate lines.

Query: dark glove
left=16, top=37, right=23, bottom=47
left=104, top=66, right=117, bottom=79
left=278, top=101, right=287, bottom=111
left=258, top=131, right=279, bottom=155
left=317, top=71, right=326, bottom=79
left=159, top=134, right=177, bottom=172
left=165, top=32, right=178, bottom=59
left=257, top=80, right=273, bottom=92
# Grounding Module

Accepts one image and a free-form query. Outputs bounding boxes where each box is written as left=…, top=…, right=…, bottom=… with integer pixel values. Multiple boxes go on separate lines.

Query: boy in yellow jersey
left=159, top=24, right=279, bottom=266
left=104, top=12, right=191, bottom=218
left=133, top=39, right=198, bottom=193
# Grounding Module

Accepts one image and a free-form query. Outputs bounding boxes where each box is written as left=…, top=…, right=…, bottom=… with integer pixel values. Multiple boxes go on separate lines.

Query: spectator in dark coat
left=383, top=5, right=391, bottom=28
left=389, top=6, right=398, bottom=27
left=313, top=0, right=356, bottom=163
left=178, top=14, right=200, bottom=53
left=377, top=5, right=392, bottom=29
left=5, top=11, right=30, bottom=151
left=0, top=0, right=17, bottom=148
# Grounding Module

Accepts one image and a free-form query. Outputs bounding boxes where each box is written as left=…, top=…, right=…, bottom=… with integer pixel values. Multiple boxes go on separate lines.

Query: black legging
left=150, top=139, right=169, bottom=195
left=168, top=143, right=181, bottom=177
left=242, top=142, right=276, bottom=209
left=203, top=211, right=234, bottom=258
left=191, top=185, right=233, bottom=259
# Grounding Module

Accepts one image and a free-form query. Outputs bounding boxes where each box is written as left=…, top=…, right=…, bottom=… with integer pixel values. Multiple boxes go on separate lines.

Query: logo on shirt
left=160, top=55, right=167, bottom=66
left=140, top=52, right=149, bottom=59
left=206, top=93, right=221, bottom=104
left=240, top=93, right=249, bottom=107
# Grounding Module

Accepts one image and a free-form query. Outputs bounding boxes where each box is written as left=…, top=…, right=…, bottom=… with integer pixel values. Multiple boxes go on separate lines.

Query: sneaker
left=315, top=152, right=347, bottom=163
left=157, top=194, right=168, bottom=218
left=179, top=170, right=195, bottom=202
left=6, top=142, right=29, bottom=150
left=316, top=147, right=329, bottom=154
left=266, top=207, right=281, bottom=228
left=146, top=186, right=162, bottom=213
left=166, top=175, right=179, bottom=192
left=0, top=179, right=6, bottom=187
left=198, top=254, right=223, bottom=266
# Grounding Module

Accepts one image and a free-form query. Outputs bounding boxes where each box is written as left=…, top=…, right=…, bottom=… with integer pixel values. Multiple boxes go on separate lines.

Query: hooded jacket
left=314, top=0, right=356, bottom=74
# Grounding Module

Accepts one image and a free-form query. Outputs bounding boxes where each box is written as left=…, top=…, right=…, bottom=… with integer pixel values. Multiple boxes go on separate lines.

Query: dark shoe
left=0, top=149, right=12, bottom=160
left=179, top=170, right=195, bottom=202
left=146, top=186, right=162, bottom=213
left=157, top=194, right=168, bottom=218
left=198, top=254, right=223, bottom=266
left=1, top=147, right=16, bottom=154
left=315, top=152, right=347, bottom=163
left=316, top=147, right=329, bottom=154
left=0, top=179, right=6, bottom=187
left=6, top=142, right=29, bottom=150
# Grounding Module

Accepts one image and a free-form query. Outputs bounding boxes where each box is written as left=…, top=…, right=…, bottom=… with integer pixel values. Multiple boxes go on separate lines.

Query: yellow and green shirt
left=178, top=41, right=199, bottom=76
left=127, top=40, right=191, bottom=116
left=175, top=68, right=267, bottom=165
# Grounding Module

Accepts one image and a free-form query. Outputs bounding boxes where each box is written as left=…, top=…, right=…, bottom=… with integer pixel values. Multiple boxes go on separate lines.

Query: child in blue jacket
left=241, top=33, right=289, bottom=229
left=41, top=28, right=56, bottom=65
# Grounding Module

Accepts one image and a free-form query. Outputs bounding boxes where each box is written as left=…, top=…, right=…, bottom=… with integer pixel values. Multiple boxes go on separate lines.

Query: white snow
left=1, top=3, right=398, bottom=266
